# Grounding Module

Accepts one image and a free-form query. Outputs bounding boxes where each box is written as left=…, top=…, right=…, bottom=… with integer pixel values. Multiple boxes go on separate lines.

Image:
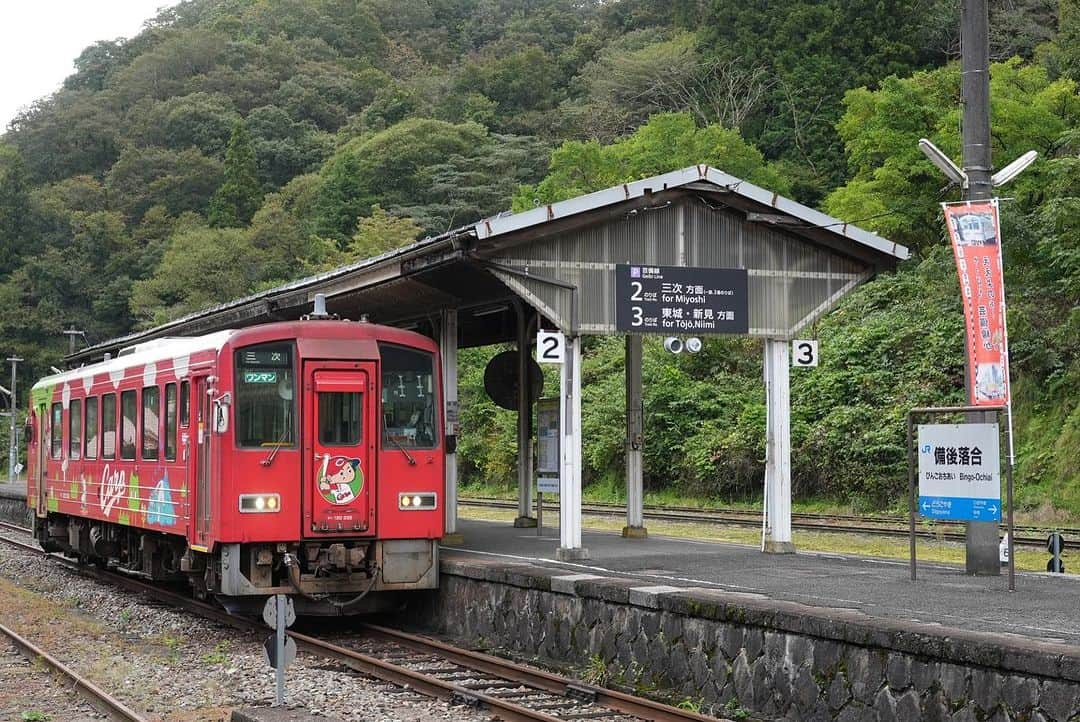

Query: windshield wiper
left=260, top=428, right=291, bottom=467
left=385, top=433, right=417, bottom=465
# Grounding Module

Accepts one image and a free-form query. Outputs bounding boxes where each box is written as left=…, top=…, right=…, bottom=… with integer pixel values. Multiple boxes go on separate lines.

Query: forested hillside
left=1, top=0, right=1078, bottom=513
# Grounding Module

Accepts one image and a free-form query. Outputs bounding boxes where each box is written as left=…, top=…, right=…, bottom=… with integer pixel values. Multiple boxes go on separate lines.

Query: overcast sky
left=1, top=1, right=170, bottom=130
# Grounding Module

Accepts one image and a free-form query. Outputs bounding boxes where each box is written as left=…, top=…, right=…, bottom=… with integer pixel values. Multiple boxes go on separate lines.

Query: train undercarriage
left=35, top=513, right=438, bottom=615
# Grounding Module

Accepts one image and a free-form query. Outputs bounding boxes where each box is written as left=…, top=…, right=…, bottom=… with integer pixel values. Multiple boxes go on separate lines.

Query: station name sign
left=615, top=264, right=749, bottom=334
left=917, top=423, right=1001, bottom=521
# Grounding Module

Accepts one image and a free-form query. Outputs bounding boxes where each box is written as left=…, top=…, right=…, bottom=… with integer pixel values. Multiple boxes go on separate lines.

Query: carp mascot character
left=317, top=455, right=363, bottom=505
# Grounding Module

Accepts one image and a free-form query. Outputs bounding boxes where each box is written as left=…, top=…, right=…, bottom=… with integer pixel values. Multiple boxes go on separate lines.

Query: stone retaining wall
left=0, top=493, right=32, bottom=527
left=417, top=558, right=1080, bottom=721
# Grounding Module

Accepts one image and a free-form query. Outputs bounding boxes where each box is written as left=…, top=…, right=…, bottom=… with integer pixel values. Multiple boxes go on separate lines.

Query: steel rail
left=0, top=520, right=31, bottom=535
left=0, top=533, right=702, bottom=720
left=359, top=623, right=717, bottom=722
left=288, top=628, right=566, bottom=722
left=0, top=620, right=147, bottom=721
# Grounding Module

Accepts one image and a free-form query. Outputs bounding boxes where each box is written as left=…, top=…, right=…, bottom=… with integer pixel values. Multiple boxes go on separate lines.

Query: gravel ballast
left=0, top=533, right=493, bottom=722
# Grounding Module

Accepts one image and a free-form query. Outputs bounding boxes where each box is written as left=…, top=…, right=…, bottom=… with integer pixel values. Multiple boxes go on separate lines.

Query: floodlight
left=992, top=150, right=1038, bottom=187
left=685, top=337, right=703, bottom=353
left=663, top=337, right=683, bottom=354
left=918, top=139, right=967, bottom=186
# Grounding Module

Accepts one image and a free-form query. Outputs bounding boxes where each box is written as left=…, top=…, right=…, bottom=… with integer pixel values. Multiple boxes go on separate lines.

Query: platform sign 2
left=917, top=423, right=1001, bottom=521
left=615, top=265, right=748, bottom=335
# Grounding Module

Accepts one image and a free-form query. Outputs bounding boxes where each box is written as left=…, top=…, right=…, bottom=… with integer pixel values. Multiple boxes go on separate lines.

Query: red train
left=25, top=315, right=444, bottom=614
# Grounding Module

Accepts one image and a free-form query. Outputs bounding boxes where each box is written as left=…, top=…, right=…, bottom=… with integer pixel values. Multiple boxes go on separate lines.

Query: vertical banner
left=943, top=201, right=1009, bottom=405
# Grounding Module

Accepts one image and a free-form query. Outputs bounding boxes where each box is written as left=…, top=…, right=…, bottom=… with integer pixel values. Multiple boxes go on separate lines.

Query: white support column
left=557, top=335, right=588, bottom=560
left=514, top=310, right=536, bottom=527
left=623, top=334, right=646, bottom=538
left=441, top=310, right=463, bottom=544
left=763, top=338, right=795, bottom=553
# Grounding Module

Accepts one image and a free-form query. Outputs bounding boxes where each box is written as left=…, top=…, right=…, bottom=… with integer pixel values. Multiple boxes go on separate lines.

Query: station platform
left=0, top=480, right=25, bottom=500
left=445, top=518, right=1080, bottom=648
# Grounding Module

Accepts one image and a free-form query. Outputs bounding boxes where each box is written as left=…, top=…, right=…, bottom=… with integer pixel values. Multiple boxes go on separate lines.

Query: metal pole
left=1005, top=410, right=1016, bottom=591
left=275, top=594, right=285, bottom=706
left=961, top=0, right=999, bottom=575
left=962, top=0, right=992, bottom=202
left=907, top=412, right=917, bottom=582
left=8, top=357, right=21, bottom=484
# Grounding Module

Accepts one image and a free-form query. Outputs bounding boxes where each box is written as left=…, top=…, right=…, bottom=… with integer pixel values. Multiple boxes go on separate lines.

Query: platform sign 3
left=792, top=340, right=819, bottom=367
left=615, top=265, right=748, bottom=335
left=917, top=423, right=1001, bottom=521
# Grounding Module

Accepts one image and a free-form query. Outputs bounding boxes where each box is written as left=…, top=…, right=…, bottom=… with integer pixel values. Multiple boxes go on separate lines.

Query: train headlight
left=239, top=494, right=281, bottom=513
left=399, top=492, right=437, bottom=511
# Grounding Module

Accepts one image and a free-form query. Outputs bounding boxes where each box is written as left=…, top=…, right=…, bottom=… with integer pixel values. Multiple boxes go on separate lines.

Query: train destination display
left=615, top=264, right=749, bottom=334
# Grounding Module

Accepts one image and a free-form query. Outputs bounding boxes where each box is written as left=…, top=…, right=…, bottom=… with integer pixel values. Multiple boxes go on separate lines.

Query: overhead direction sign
left=615, top=264, right=748, bottom=335
left=917, top=423, right=1001, bottom=521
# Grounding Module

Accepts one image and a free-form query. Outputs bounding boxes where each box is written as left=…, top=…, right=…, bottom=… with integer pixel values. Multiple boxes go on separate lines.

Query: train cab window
left=179, top=380, right=190, bottom=427
left=235, top=343, right=295, bottom=448
left=121, top=390, right=137, bottom=460
left=85, top=397, right=98, bottom=460
left=102, top=393, right=117, bottom=459
left=165, top=383, right=177, bottom=461
left=69, top=399, right=82, bottom=460
left=142, top=386, right=160, bottom=460
left=319, top=392, right=362, bottom=445
left=50, top=402, right=63, bottom=459
left=379, top=343, right=437, bottom=450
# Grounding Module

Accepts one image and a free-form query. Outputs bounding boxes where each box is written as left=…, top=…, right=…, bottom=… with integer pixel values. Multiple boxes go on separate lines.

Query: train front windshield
left=379, top=344, right=437, bottom=449
left=235, top=343, right=296, bottom=447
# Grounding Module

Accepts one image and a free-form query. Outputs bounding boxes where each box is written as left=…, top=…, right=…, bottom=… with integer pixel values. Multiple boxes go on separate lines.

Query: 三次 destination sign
left=615, top=264, right=749, bottom=334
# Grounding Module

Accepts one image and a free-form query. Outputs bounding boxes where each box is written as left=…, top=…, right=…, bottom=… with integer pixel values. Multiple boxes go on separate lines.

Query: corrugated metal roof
left=474, top=165, right=909, bottom=260
left=72, top=164, right=907, bottom=362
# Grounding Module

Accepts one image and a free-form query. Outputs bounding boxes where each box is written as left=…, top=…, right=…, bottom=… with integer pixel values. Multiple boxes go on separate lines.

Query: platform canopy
left=72, top=165, right=907, bottom=363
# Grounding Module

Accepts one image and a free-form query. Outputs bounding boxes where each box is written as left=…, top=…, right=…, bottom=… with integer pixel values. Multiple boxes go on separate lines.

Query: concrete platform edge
left=438, top=556, right=1080, bottom=682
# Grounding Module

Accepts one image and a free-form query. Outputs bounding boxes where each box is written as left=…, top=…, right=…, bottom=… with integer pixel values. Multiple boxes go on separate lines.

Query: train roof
left=32, top=330, right=236, bottom=391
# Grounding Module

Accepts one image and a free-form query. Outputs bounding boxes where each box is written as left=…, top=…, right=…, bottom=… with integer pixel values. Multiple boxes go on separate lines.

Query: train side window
left=50, top=402, right=63, bottom=459
left=319, top=392, right=362, bottom=445
left=120, top=390, right=137, bottom=460
left=142, top=386, right=160, bottom=460
left=85, top=397, right=98, bottom=460
left=165, top=383, right=177, bottom=461
left=102, top=393, right=117, bottom=459
left=69, top=399, right=82, bottom=460
left=179, top=380, right=190, bottom=427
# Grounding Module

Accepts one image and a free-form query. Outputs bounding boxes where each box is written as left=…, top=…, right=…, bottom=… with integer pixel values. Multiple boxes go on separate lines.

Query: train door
left=33, top=403, right=47, bottom=517
left=303, top=364, right=376, bottom=536
left=189, top=376, right=213, bottom=546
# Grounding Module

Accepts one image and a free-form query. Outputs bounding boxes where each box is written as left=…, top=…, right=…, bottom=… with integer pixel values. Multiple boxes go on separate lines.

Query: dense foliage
left=1, top=0, right=1078, bottom=514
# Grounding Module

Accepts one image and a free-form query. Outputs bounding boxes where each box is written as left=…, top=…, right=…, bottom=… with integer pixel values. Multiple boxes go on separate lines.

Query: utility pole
left=961, top=0, right=999, bottom=575
left=919, top=0, right=1037, bottom=578
left=7, top=356, right=22, bottom=484
left=63, top=328, right=86, bottom=356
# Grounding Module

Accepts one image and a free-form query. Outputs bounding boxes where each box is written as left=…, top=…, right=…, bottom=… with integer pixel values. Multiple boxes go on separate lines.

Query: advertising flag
left=943, top=201, right=1009, bottom=406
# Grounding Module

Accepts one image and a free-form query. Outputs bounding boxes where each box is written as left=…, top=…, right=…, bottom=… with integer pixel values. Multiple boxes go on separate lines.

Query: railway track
left=0, top=527, right=148, bottom=721
left=0, top=527, right=720, bottom=721
left=460, top=496, right=1073, bottom=547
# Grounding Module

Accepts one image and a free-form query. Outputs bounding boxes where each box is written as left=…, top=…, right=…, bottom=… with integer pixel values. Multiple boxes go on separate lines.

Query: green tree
left=312, top=118, right=488, bottom=240
left=208, top=120, right=263, bottom=227
left=348, top=205, right=422, bottom=261
left=129, top=225, right=263, bottom=326
left=0, top=144, right=33, bottom=274
left=514, top=112, right=789, bottom=210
